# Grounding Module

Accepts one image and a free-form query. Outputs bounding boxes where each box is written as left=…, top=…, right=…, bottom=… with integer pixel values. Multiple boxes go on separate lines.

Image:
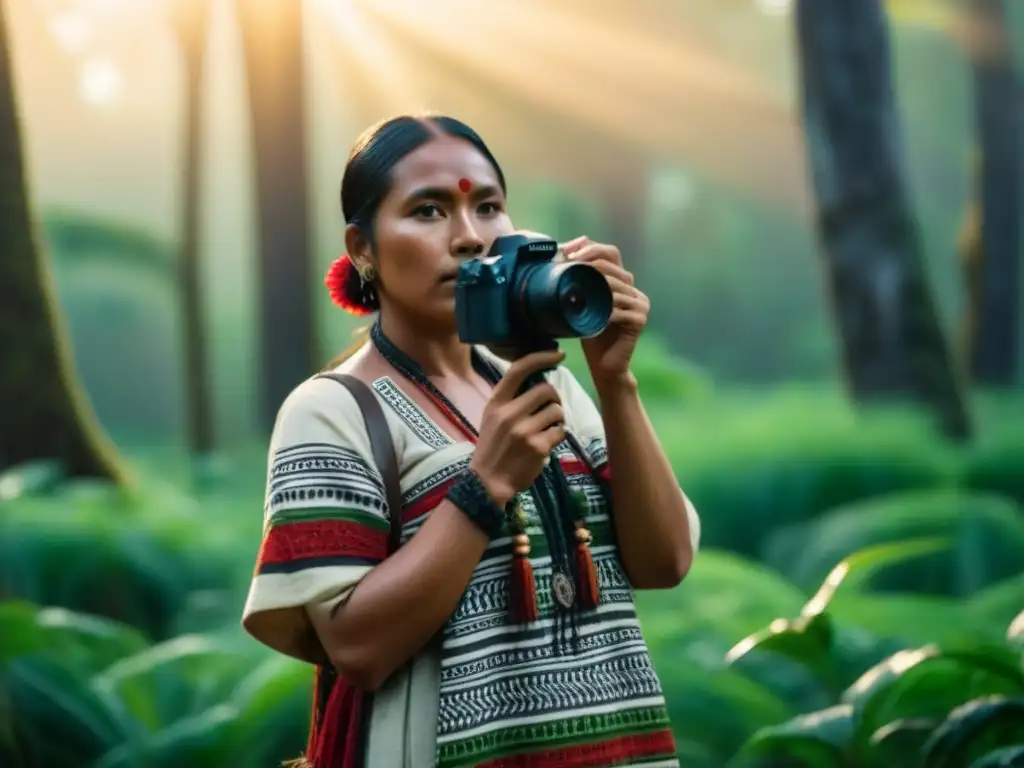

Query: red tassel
left=306, top=668, right=321, bottom=758
left=315, top=679, right=365, bottom=768
left=574, top=526, right=600, bottom=610
left=508, top=534, right=539, bottom=623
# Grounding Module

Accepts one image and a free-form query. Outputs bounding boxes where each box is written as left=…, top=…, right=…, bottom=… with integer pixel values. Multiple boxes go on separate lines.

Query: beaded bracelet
left=445, top=469, right=509, bottom=539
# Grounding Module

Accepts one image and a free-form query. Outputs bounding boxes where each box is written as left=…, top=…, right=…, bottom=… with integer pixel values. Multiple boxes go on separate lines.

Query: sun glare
left=312, top=0, right=424, bottom=111
left=78, top=56, right=123, bottom=105
left=47, top=9, right=93, bottom=53
left=755, top=0, right=792, bottom=17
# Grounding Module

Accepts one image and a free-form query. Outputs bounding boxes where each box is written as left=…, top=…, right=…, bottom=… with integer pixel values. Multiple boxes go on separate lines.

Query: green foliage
left=727, top=540, right=1024, bottom=768
left=0, top=601, right=309, bottom=768
left=959, top=409, right=1024, bottom=507
left=0, top=461, right=239, bottom=641
left=652, top=389, right=955, bottom=557
left=42, top=208, right=173, bottom=276
left=3, top=389, right=1024, bottom=766
left=635, top=389, right=1024, bottom=564
left=763, top=490, right=1024, bottom=597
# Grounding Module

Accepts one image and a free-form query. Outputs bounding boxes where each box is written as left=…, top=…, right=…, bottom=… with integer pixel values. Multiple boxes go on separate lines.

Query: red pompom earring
left=324, top=254, right=376, bottom=316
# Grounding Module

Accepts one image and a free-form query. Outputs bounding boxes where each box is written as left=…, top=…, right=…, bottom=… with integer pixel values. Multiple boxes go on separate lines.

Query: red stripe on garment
left=403, top=455, right=609, bottom=527
left=558, top=457, right=589, bottom=477
left=559, top=456, right=610, bottom=483
left=476, top=729, right=677, bottom=768
left=403, top=476, right=459, bottom=522
left=258, top=519, right=389, bottom=565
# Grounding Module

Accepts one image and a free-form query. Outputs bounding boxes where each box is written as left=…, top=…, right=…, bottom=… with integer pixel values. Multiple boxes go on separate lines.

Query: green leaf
left=223, top=656, right=314, bottom=766
left=843, top=646, right=1024, bottom=757
left=725, top=538, right=951, bottom=695
left=969, top=744, right=1024, bottom=767
left=94, top=704, right=239, bottom=768
left=5, top=657, right=132, bottom=764
left=35, top=606, right=150, bottom=670
left=0, top=460, right=65, bottom=499
left=638, top=550, right=806, bottom=650
left=969, top=576, right=1024, bottom=635
left=91, top=634, right=245, bottom=734
left=923, top=697, right=1024, bottom=768
left=800, top=537, right=951, bottom=616
left=731, top=704, right=852, bottom=767
left=1008, top=611, right=1024, bottom=651
left=725, top=612, right=836, bottom=689
left=828, top=592, right=985, bottom=648
left=867, top=717, right=939, bottom=768
left=0, top=601, right=57, bottom=663
left=0, top=601, right=146, bottom=672
left=764, top=492, right=1024, bottom=599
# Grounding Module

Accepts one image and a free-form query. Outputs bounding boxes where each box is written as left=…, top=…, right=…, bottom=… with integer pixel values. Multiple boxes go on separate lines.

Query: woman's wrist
left=446, top=468, right=510, bottom=539
left=467, top=459, right=515, bottom=508
left=593, top=370, right=639, bottom=402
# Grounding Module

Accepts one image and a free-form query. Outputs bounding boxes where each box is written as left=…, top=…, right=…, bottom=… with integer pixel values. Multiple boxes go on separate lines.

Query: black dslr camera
left=455, top=233, right=613, bottom=359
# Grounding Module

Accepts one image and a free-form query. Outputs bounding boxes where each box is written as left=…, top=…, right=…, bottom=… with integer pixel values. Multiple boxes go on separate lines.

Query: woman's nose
left=451, top=216, right=485, bottom=256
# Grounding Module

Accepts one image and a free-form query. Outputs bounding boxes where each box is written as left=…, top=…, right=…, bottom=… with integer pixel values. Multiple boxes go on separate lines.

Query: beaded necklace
left=369, top=320, right=601, bottom=623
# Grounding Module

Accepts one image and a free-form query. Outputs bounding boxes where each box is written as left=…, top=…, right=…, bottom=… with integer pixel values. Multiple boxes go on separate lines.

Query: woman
left=242, top=114, right=701, bottom=767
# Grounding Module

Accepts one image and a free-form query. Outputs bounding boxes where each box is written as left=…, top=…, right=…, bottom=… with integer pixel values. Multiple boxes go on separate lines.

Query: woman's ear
left=344, top=223, right=373, bottom=271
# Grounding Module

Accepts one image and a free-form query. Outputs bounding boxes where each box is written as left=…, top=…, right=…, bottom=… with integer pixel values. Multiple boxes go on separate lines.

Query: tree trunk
left=958, top=0, right=1020, bottom=385
left=597, top=150, right=650, bottom=286
left=0, top=0, right=124, bottom=481
left=235, top=0, right=316, bottom=430
left=794, top=0, right=972, bottom=441
left=172, top=0, right=214, bottom=456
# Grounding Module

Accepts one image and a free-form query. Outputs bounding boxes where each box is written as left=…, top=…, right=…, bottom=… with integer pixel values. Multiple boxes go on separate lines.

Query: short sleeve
left=552, top=365, right=701, bottom=555
left=241, top=376, right=392, bottom=662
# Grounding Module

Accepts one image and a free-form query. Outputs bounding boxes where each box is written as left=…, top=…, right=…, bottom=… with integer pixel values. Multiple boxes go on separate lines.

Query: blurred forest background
left=2, top=0, right=1023, bottom=766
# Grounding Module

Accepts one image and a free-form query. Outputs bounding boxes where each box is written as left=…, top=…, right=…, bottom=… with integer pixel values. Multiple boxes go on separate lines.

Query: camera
left=455, top=233, right=613, bottom=358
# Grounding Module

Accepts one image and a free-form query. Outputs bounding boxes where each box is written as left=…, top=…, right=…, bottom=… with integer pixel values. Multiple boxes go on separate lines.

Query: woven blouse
left=243, top=348, right=701, bottom=767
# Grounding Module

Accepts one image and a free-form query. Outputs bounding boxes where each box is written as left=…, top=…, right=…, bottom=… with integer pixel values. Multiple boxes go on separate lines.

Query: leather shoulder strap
left=316, top=373, right=403, bottom=553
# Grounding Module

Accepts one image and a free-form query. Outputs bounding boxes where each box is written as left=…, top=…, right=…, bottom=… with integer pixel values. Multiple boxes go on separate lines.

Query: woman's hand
left=470, top=349, right=568, bottom=506
left=562, top=236, right=649, bottom=387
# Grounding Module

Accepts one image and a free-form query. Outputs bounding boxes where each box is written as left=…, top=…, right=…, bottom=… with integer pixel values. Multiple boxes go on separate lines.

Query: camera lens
left=562, top=285, right=588, bottom=317
left=518, top=261, right=612, bottom=339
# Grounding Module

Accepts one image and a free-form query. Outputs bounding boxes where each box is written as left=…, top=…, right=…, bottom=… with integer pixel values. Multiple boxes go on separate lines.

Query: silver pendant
left=551, top=570, right=576, bottom=611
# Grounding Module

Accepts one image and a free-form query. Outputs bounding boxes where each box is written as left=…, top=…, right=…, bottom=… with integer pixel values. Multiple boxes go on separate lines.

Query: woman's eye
left=414, top=203, right=443, bottom=218
left=479, top=201, right=503, bottom=215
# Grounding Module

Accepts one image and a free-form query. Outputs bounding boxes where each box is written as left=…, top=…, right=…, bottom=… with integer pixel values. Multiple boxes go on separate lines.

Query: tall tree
left=597, top=149, right=651, bottom=284
left=794, top=0, right=972, bottom=440
left=170, top=0, right=215, bottom=456
left=0, top=0, right=124, bottom=481
left=957, top=0, right=1020, bottom=385
left=235, top=0, right=316, bottom=430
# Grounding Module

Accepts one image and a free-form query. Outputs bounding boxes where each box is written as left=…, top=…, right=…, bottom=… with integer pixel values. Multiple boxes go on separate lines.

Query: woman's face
left=349, top=135, right=513, bottom=329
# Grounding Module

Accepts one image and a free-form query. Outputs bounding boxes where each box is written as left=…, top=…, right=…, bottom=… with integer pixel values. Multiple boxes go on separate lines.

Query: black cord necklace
left=369, top=320, right=596, bottom=640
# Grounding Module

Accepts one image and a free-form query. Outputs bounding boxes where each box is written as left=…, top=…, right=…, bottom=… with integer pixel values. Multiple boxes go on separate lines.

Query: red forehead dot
left=458, top=178, right=472, bottom=193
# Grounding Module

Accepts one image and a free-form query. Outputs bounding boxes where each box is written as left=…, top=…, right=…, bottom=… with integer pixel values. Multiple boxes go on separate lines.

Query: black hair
left=342, top=113, right=506, bottom=228
left=335, top=114, right=507, bottom=312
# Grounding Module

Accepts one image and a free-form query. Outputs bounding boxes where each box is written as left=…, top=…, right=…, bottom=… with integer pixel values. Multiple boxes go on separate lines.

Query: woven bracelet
left=446, top=470, right=508, bottom=539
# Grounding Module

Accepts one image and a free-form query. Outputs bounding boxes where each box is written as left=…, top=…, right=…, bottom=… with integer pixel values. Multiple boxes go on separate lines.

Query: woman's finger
left=569, top=242, right=624, bottom=269
left=607, top=308, right=648, bottom=329
left=574, top=252, right=634, bottom=285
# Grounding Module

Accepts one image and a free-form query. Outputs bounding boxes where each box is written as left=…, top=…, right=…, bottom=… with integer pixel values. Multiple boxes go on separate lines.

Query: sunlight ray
left=311, top=0, right=430, bottom=116
left=356, top=0, right=806, bottom=207
left=366, top=0, right=782, bottom=111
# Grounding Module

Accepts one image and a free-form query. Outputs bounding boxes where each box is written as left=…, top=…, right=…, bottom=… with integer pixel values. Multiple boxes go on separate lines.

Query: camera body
left=455, top=233, right=613, bottom=359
